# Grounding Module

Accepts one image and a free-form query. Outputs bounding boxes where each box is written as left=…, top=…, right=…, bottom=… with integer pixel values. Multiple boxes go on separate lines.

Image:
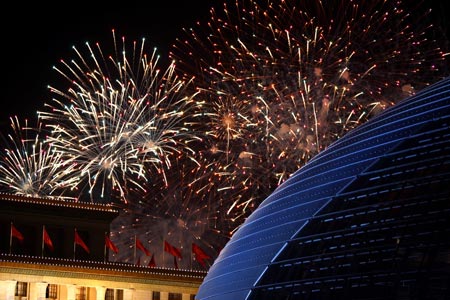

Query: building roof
left=0, top=253, right=206, bottom=294
left=0, top=192, right=119, bottom=213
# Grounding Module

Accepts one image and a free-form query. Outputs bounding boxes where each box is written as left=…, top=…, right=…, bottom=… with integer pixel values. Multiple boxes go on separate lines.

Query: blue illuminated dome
left=196, top=77, right=450, bottom=300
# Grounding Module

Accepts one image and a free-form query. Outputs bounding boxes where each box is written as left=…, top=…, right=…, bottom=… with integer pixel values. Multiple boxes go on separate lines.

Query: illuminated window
left=46, top=284, right=57, bottom=299
left=104, top=289, right=123, bottom=300
left=116, top=289, right=123, bottom=300
left=105, top=289, right=114, bottom=300
left=76, top=287, right=86, bottom=300
left=168, top=293, right=182, bottom=300
left=152, top=291, right=160, bottom=300
left=15, top=282, right=28, bottom=296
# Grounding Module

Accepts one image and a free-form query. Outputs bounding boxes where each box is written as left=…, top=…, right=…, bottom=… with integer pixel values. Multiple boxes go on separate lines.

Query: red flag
left=105, top=234, right=119, bottom=254
left=43, top=227, right=54, bottom=251
left=11, top=223, right=24, bottom=242
left=164, top=240, right=182, bottom=258
left=74, top=230, right=90, bottom=253
left=136, top=238, right=151, bottom=256
left=148, top=254, right=156, bottom=267
left=192, top=243, right=211, bottom=268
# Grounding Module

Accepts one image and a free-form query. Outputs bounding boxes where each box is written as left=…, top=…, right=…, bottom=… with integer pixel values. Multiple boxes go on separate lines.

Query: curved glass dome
left=196, top=77, right=450, bottom=300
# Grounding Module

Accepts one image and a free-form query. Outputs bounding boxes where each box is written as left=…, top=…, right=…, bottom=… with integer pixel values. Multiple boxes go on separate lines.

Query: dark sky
left=1, top=1, right=222, bottom=127
left=1, top=1, right=449, bottom=129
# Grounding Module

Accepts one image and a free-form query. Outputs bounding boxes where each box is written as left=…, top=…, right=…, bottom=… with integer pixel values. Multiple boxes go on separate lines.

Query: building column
left=160, top=291, right=169, bottom=300
left=30, top=282, right=48, bottom=300
left=123, top=289, right=134, bottom=300
left=182, top=293, right=192, bottom=300
left=0, top=280, right=16, bottom=300
left=65, top=284, right=76, bottom=300
left=96, top=286, right=106, bottom=300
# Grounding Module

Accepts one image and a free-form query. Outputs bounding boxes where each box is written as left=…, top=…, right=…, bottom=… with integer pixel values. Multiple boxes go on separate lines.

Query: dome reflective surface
left=197, top=77, right=450, bottom=300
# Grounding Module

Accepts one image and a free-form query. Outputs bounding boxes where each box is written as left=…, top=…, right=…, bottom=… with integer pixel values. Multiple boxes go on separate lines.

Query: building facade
left=0, top=256, right=204, bottom=300
left=0, top=194, right=206, bottom=300
left=196, top=78, right=450, bottom=300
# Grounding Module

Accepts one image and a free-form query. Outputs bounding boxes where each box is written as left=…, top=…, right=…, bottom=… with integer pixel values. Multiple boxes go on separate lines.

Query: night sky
left=1, top=1, right=449, bottom=128
left=1, top=1, right=222, bottom=127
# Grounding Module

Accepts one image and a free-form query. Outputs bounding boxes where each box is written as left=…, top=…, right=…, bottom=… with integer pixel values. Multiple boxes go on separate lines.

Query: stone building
left=0, top=194, right=206, bottom=300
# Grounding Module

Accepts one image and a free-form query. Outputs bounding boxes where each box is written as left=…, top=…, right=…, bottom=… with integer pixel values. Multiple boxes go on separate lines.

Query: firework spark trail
left=0, top=116, right=78, bottom=199
left=170, top=0, right=449, bottom=222
left=110, top=158, right=229, bottom=269
left=38, top=30, right=200, bottom=203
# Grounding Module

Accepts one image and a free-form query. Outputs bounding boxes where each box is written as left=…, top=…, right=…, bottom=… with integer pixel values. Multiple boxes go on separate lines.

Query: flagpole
left=134, top=235, right=137, bottom=264
left=190, top=243, right=193, bottom=270
left=104, top=232, right=107, bottom=262
left=9, top=222, right=13, bottom=255
left=162, top=238, right=165, bottom=268
left=73, top=229, right=77, bottom=260
left=41, top=225, right=45, bottom=258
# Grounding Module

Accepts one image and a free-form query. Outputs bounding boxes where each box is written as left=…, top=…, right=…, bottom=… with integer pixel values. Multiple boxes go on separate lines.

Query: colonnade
left=0, top=281, right=193, bottom=300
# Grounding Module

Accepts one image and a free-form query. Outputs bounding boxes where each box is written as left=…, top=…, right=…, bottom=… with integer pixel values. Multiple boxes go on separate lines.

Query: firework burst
left=0, top=116, right=77, bottom=199
left=38, top=30, right=200, bottom=203
left=110, top=158, right=231, bottom=269
left=170, top=0, right=449, bottom=221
